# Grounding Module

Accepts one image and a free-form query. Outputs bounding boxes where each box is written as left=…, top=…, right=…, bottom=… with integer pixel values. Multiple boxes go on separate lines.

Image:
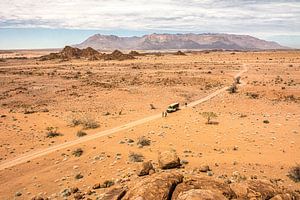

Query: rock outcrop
left=39, top=46, right=135, bottom=61
left=98, top=172, right=300, bottom=200
left=122, top=172, right=183, bottom=200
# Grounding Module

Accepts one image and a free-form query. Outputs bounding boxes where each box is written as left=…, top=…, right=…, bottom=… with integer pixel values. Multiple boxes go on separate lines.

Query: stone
left=172, top=176, right=236, bottom=199
left=136, top=161, right=154, bottom=176
left=176, top=189, right=227, bottom=200
left=199, top=165, right=210, bottom=172
left=158, top=151, right=181, bottom=169
left=122, top=172, right=183, bottom=200
left=15, top=191, right=22, bottom=197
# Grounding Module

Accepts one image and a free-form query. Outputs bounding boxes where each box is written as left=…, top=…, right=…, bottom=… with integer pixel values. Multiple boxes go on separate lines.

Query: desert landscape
left=0, top=47, right=299, bottom=199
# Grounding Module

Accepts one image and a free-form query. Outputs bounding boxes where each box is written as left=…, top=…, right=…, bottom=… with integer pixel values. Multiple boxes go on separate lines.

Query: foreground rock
left=158, top=150, right=181, bottom=169
left=122, top=172, right=183, bottom=200
left=172, top=176, right=236, bottom=199
left=98, top=171, right=299, bottom=200
left=136, top=161, right=155, bottom=176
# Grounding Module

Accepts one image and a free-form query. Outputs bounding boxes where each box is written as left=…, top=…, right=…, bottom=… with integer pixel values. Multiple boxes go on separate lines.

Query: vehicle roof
left=169, top=102, right=179, bottom=106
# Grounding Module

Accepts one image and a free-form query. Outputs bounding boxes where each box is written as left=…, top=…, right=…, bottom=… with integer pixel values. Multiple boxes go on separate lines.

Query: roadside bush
left=82, top=117, right=99, bottom=129
left=70, top=116, right=99, bottom=129
left=129, top=152, right=144, bottom=162
left=227, top=83, right=237, bottom=94
left=46, top=127, right=62, bottom=138
left=72, top=148, right=83, bottom=157
left=76, top=130, right=87, bottom=137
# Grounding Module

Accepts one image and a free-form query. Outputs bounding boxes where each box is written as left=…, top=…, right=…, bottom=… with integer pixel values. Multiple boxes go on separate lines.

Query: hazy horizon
left=0, top=0, right=299, bottom=49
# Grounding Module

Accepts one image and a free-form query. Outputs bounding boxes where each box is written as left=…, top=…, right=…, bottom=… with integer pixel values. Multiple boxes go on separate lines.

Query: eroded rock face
left=122, top=172, right=183, bottom=200
left=171, top=176, right=236, bottom=200
left=176, top=189, right=227, bottom=200
left=158, top=151, right=181, bottom=169
left=97, top=187, right=127, bottom=200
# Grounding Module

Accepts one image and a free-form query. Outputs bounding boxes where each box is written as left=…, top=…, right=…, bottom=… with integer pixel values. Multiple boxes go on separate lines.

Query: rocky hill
left=39, top=46, right=135, bottom=61
left=74, top=33, right=288, bottom=50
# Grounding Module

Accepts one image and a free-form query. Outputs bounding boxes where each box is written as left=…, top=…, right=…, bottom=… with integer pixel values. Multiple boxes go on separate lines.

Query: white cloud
left=0, top=0, right=299, bottom=36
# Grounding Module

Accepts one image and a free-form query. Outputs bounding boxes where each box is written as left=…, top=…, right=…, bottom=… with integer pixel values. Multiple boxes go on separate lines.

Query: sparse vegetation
left=129, top=152, right=144, bottom=162
left=227, top=83, right=237, bottom=94
left=137, top=136, right=151, bottom=147
left=201, top=112, right=218, bottom=124
left=70, top=116, right=99, bottom=129
left=246, top=92, right=259, bottom=99
left=46, top=127, right=62, bottom=138
left=288, top=164, right=300, bottom=182
left=76, top=130, right=87, bottom=137
left=72, top=148, right=84, bottom=157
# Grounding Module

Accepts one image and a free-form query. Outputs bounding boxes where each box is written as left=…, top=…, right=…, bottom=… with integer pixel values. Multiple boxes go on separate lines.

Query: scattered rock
left=15, top=191, right=22, bottom=197
left=158, top=150, right=181, bottom=169
left=136, top=161, right=155, bottom=176
left=199, top=165, right=210, bottom=172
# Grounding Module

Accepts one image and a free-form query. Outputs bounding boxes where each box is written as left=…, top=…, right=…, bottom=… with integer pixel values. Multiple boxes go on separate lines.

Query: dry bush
left=288, top=165, right=300, bottom=182
left=246, top=92, right=259, bottom=99
left=129, top=152, right=144, bottom=162
left=137, top=136, right=151, bottom=147
left=82, top=117, right=99, bottom=129
left=70, top=115, right=99, bottom=129
left=201, top=112, right=218, bottom=124
left=76, top=130, right=87, bottom=137
left=46, top=127, right=62, bottom=138
left=72, top=148, right=84, bottom=157
left=227, top=83, right=237, bottom=94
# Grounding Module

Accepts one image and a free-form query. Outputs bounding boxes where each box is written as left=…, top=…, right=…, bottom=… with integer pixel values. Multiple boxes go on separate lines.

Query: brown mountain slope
left=74, top=33, right=288, bottom=50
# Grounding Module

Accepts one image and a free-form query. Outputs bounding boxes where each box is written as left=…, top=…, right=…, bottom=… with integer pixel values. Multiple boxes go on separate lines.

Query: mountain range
left=74, top=33, right=288, bottom=51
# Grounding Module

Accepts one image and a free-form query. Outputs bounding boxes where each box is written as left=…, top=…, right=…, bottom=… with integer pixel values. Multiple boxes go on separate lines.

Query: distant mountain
left=74, top=33, right=288, bottom=50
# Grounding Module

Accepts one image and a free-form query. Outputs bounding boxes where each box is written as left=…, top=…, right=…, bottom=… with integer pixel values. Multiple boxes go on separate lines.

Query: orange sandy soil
left=0, top=51, right=299, bottom=199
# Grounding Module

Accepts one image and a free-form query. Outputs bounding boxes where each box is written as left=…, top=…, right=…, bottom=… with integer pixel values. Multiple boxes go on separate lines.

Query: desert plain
left=0, top=50, right=299, bottom=199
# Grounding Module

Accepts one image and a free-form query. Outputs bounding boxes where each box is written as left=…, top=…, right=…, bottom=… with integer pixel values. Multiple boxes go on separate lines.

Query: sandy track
left=0, top=65, right=248, bottom=170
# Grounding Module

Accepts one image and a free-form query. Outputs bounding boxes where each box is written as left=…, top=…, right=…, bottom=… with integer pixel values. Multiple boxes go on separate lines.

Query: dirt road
left=0, top=65, right=248, bottom=170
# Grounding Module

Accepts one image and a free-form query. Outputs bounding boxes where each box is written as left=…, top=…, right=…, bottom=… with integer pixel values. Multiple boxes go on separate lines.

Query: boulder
left=122, top=172, right=183, bottom=200
left=172, top=176, right=236, bottom=200
left=136, top=161, right=155, bottom=176
left=158, top=151, right=181, bottom=169
left=176, top=189, right=227, bottom=200
left=97, top=187, right=127, bottom=200
left=230, top=179, right=279, bottom=199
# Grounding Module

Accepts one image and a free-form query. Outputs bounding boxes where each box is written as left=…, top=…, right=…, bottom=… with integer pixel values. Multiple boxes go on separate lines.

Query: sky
left=0, top=0, right=299, bottom=49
